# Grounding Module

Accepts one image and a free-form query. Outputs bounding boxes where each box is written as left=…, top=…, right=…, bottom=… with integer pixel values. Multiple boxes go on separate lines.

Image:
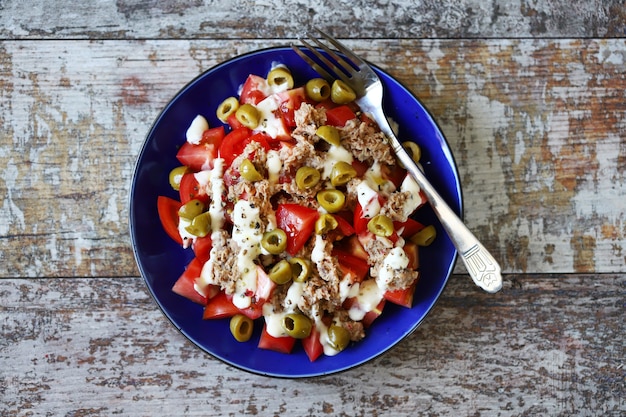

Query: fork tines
left=291, top=29, right=363, bottom=85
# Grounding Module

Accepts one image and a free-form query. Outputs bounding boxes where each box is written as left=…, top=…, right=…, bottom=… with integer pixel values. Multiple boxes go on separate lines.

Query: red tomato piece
left=235, top=266, right=276, bottom=320
left=192, top=235, right=212, bottom=263
left=276, top=87, right=306, bottom=128
left=176, top=126, right=224, bottom=171
left=218, top=127, right=252, bottom=168
left=394, top=218, right=426, bottom=238
left=332, top=248, right=370, bottom=283
left=157, top=195, right=182, bottom=245
left=227, top=112, right=244, bottom=130
left=172, top=258, right=207, bottom=305
left=351, top=160, right=369, bottom=177
left=384, top=281, right=418, bottom=308
left=381, top=163, right=407, bottom=189
left=403, top=241, right=419, bottom=270
left=302, top=328, right=324, bottom=362
left=258, top=325, right=296, bottom=354
left=240, top=74, right=269, bottom=105
left=179, top=173, right=209, bottom=205
left=275, top=204, right=319, bottom=256
left=325, top=105, right=357, bottom=127
left=362, top=299, right=386, bottom=328
left=353, top=203, right=370, bottom=235
left=332, top=214, right=355, bottom=237
left=335, top=234, right=369, bottom=261
left=203, top=291, right=240, bottom=319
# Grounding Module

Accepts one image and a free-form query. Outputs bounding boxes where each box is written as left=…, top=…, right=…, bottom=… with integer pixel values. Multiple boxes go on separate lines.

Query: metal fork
left=292, top=30, right=502, bottom=293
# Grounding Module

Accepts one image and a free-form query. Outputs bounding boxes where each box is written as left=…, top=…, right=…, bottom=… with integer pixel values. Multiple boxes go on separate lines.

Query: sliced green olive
left=289, top=257, right=311, bottom=282
left=367, top=214, right=394, bottom=237
left=239, top=158, right=263, bottom=182
left=184, top=211, right=211, bottom=237
left=261, top=228, right=287, bottom=255
left=168, top=166, right=189, bottom=191
left=268, top=260, right=292, bottom=285
left=178, top=199, right=205, bottom=220
left=315, top=125, right=341, bottom=147
left=316, top=189, right=346, bottom=213
left=230, top=314, right=254, bottom=342
left=305, top=78, right=331, bottom=102
left=402, top=141, right=422, bottom=163
left=235, top=103, right=260, bottom=129
left=327, top=325, right=350, bottom=352
left=331, top=79, right=357, bottom=104
left=295, top=166, right=321, bottom=190
left=281, top=313, right=312, bottom=339
left=330, top=161, right=357, bottom=187
left=267, top=67, right=294, bottom=89
left=216, top=96, right=239, bottom=123
left=410, top=224, right=437, bottom=246
left=315, top=213, right=338, bottom=235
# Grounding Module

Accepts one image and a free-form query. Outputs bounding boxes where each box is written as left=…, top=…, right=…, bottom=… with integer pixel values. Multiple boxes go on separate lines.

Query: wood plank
left=0, top=0, right=624, bottom=40
left=0, top=39, right=625, bottom=278
left=0, top=274, right=623, bottom=415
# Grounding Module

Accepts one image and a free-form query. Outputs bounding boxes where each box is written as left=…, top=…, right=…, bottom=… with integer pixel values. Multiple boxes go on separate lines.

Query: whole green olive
left=315, top=213, right=338, bottom=235
left=268, top=260, right=292, bottom=285
left=330, top=161, right=357, bottom=187
left=168, top=166, right=189, bottom=191
left=267, top=67, right=294, bottom=89
left=327, top=325, right=350, bottom=352
left=184, top=211, right=211, bottom=237
left=261, top=228, right=288, bottom=255
left=316, top=189, right=346, bottom=213
left=410, top=224, right=437, bottom=246
left=239, top=159, right=263, bottom=182
left=216, top=97, right=239, bottom=123
left=305, top=78, right=331, bottom=101
left=295, top=166, right=321, bottom=189
left=289, top=257, right=311, bottom=282
left=235, top=103, right=260, bottom=129
left=315, top=125, right=341, bottom=146
left=281, top=313, right=312, bottom=339
left=230, top=314, right=254, bottom=342
left=367, top=214, right=394, bottom=237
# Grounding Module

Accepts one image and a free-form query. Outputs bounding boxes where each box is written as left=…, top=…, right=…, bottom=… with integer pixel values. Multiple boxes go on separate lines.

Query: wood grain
left=0, top=274, right=622, bottom=416
left=1, top=39, right=624, bottom=278
left=0, top=0, right=624, bottom=39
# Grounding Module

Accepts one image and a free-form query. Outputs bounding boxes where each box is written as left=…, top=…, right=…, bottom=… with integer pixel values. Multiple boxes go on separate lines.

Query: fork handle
left=369, top=107, right=503, bottom=293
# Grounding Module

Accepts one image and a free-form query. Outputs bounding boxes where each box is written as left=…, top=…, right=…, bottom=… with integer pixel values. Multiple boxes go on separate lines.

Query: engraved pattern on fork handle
left=461, top=243, right=502, bottom=293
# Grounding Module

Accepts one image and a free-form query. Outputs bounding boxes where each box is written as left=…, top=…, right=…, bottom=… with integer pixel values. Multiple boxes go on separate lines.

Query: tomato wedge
left=302, top=328, right=324, bottom=362
left=394, top=217, right=426, bottom=238
left=276, top=87, right=306, bottom=128
left=203, top=291, right=240, bottom=319
left=275, top=203, right=319, bottom=256
left=240, top=74, right=269, bottom=105
left=332, top=248, right=370, bottom=282
left=192, top=235, right=212, bottom=263
left=172, top=258, right=207, bottom=305
left=157, top=195, right=182, bottom=245
left=258, top=325, right=296, bottom=354
left=218, top=127, right=252, bottom=168
left=384, top=281, right=418, bottom=308
left=325, top=105, right=357, bottom=127
left=176, top=126, right=224, bottom=171
left=179, top=173, right=209, bottom=205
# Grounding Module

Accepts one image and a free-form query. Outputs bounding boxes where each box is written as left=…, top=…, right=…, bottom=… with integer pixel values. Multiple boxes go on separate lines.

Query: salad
left=156, top=63, right=436, bottom=361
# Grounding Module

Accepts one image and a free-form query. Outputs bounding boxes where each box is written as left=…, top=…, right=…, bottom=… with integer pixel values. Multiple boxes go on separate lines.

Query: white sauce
left=254, top=94, right=288, bottom=139
left=207, top=158, right=225, bottom=231
left=348, top=279, right=383, bottom=321
left=186, top=115, right=209, bottom=144
left=400, top=174, right=425, bottom=219
left=356, top=181, right=381, bottom=219
left=376, top=247, right=410, bottom=289
left=266, top=149, right=282, bottom=184
left=321, top=145, right=353, bottom=179
left=231, top=199, right=264, bottom=309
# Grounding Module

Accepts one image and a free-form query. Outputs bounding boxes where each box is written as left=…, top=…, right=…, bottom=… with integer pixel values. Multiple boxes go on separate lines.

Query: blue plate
left=130, top=46, right=462, bottom=378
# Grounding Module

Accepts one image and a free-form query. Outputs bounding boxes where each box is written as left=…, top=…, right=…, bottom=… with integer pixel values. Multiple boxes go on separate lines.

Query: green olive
left=230, top=314, right=254, bottom=342
left=235, top=103, right=260, bottom=129
left=239, top=158, right=263, bottom=182
left=267, top=67, right=294, bottom=89
left=168, top=166, right=189, bottom=191
left=261, top=228, right=288, bottom=255
left=281, top=313, right=312, bottom=339
left=289, top=257, right=311, bottom=282
left=185, top=211, right=211, bottom=237
left=315, top=125, right=341, bottom=146
left=178, top=199, right=205, bottom=220
left=402, top=141, right=421, bottom=163
left=216, top=97, right=239, bottom=123
left=316, top=189, right=346, bottom=213
left=268, top=260, right=292, bottom=285
left=367, top=214, right=394, bottom=237
left=295, top=166, right=321, bottom=190
left=315, top=213, right=338, bottom=235
left=305, top=78, right=331, bottom=102
left=327, top=325, right=350, bottom=352
left=410, top=224, right=437, bottom=246
left=331, top=79, right=357, bottom=104
left=330, top=161, right=357, bottom=187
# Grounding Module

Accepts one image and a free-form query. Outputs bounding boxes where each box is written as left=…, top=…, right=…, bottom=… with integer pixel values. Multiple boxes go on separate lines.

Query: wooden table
left=1, top=1, right=624, bottom=415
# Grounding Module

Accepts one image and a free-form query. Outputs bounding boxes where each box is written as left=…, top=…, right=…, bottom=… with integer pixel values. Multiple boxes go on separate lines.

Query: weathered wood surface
left=0, top=0, right=625, bottom=39
left=1, top=39, right=625, bottom=278
left=1, top=274, right=623, bottom=416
